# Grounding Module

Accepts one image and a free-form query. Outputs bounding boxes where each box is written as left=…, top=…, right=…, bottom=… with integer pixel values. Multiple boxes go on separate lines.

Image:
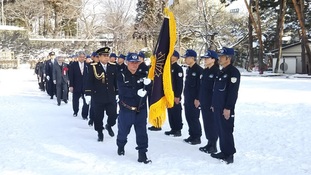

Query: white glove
left=116, top=95, right=119, bottom=102
left=137, top=89, right=147, bottom=97
left=46, top=76, right=50, bottom=81
left=53, top=80, right=56, bottom=84
left=143, top=78, right=151, bottom=85
left=84, top=95, right=91, bottom=105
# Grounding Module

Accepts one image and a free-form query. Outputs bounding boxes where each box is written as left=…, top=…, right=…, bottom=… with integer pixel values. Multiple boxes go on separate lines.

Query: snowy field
left=0, top=64, right=311, bottom=175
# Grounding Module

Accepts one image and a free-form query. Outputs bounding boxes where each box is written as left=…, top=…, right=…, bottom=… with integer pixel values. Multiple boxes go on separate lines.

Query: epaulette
left=108, top=61, right=116, bottom=65
left=90, top=63, right=98, bottom=66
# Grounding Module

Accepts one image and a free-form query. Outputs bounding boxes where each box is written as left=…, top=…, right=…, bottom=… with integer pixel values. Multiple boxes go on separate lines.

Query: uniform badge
left=178, top=72, right=183, bottom=77
left=209, top=74, right=214, bottom=78
left=192, top=72, right=196, bottom=76
left=231, top=77, right=237, bottom=83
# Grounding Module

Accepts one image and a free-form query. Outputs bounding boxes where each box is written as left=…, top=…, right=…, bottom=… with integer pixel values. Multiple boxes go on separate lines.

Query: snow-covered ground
left=1, top=64, right=311, bottom=175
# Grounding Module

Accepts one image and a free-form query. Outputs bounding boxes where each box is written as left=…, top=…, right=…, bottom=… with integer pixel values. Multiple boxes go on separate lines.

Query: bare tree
left=4, top=0, right=44, bottom=32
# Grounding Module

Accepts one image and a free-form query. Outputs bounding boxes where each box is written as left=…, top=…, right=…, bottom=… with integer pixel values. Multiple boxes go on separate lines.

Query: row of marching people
left=34, top=46, right=240, bottom=164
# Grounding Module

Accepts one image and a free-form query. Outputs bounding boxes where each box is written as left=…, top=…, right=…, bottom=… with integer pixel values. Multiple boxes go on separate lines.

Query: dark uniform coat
left=167, top=62, right=184, bottom=131
left=184, top=63, right=203, bottom=139
left=85, top=62, right=118, bottom=131
left=212, top=64, right=240, bottom=156
left=116, top=67, right=151, bottom=153
left=200, top=64, right=219, bottom=143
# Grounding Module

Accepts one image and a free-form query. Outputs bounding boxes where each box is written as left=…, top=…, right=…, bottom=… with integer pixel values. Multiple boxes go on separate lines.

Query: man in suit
left=45, top=52, right=56, bottom=99
left=84, top=47, right=118, bottom=141
left=53, top=55, right=69, bottom=106
left=69, top=51, right=89, bottom=119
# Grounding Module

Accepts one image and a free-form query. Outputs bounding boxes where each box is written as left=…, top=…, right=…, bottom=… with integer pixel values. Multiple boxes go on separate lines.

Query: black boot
left=105, top=124, right=115, bottom=137
left=199, top=141, right=217, bottom=154
left=137, top=152, right=152, bottom=164
left=117, top=147, right=125, bottom=156
left=88, top=119, right=93, bottom=126
left=97, top=131, right=103, bottom=142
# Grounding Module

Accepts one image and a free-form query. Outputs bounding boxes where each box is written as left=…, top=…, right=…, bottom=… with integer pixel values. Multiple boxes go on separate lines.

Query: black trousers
left=184, top=102, right=202, bottom=139
left=93, top=101, right=117, bottom=131
left=201, top=106, right=218, bottom=142
left=72, top=92, right=89, bottom=118
left=167, top=103, right=183, bottom=131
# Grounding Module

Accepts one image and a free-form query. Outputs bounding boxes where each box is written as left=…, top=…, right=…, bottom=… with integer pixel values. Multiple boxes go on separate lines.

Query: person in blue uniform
left=183, top=49, right=203, bottom=145
left=211, top=47, right=240, bottom=164
left=117, top=54, right=127, bottom=72
left=116, top=53, right=152, bottom=164
left=199, top=50, right=219, bottom=154
left=84, top=47, right=118, bottom=141
left=109, top=53, right=117, bottom=64
left=68, top=51, right=89, bottom=119
left=164, top=50, right=184, bottom=137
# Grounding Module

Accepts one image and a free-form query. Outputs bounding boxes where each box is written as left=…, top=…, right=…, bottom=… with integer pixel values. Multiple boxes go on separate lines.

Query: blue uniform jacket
left=212, top=64, right=240, bottom=110
left=184, top=63, right=203, bottom=104
left=199, top=64, right=219, bottom=108
left=171, top=62, right=184, bottom=98
left=117, top=68, right=151, bottom=110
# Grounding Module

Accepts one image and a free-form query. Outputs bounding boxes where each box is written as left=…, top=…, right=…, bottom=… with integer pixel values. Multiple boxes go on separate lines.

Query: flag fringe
left=148, top=97, right=167, bottom=128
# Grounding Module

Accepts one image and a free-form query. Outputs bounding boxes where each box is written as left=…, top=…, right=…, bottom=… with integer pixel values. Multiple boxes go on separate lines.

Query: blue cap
left=182, top=49, right=197, bottom=58
left=110, top=53, right=117, bottom=58
left=218, top=47, right=235, bottom=56
left=118, top=54, right=126, bottom=59
left=86, top=55, right=91, bottom=58
left=201, top=50, right=218, bottom=60
left=91, top=52, right=98, bottom=57
left=138, top=51, right=145, bottom=59
left=172, top=50, right=180, bottom=59
left=126, top=53, right=140, bottom=62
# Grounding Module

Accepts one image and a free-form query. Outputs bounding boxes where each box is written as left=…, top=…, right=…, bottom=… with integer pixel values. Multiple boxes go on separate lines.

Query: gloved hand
left=84, top=95, right=91, bottom=105
left=116, top=95, right=119, bottom=103
left=53, top=80, right=56, bottom=84
left=137, top=89, right=147, bottom=97
left=143, top=78, right=151, bottom=85
left=46, top=76, right=50, bottom=81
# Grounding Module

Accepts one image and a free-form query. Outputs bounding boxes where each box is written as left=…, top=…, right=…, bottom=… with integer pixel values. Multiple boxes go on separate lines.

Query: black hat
left=49, top=51, right=55, bottom=56
left=96, top=47, right=111, bottom=55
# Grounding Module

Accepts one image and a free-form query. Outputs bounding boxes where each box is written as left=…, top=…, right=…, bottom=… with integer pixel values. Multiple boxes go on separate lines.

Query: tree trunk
left=248, top=0, right=254, bottom=71
left=274, top=0, right=287, bottom=73
left=244, top=0, right=263, bottom=74
left=292, top=0, right=311, bottom=75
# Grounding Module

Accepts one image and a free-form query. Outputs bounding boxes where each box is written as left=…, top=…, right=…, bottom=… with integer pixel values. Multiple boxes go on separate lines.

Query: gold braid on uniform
left=92, top=63, right=105, bottom=83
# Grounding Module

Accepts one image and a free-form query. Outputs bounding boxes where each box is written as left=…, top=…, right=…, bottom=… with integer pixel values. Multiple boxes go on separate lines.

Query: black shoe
left=138, top=152, right=152, bottom=164
left=211, top=152, right=226, bottom=159
left=73, top=113, right=77, bottom=117
left=183, top=136, right=193, bottom=143
left=117, top=147, right=125, bottom=156
left=97, top=132, right=104, bottom=142
left=164, top=130, right=181, bottom=137
left=190, top=138, right=201, bottom=145
left=82, top=117, right=88, bottom=120
left=57, top=102, right=60, bottom=106
left=148, top=126, right=162, bottom=131
left=105, top=124, right=115, bottom=137
left=63, top=100, right=68, bottom=104
left=164, top=130, right=174, bottom=135
left=223, top=155, right=234, bottom=164
left=50, top=96, right=53, bottom=99
left=199, top=143, right=217, bottom=154
left=88, top=119, right=93, bottom=126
